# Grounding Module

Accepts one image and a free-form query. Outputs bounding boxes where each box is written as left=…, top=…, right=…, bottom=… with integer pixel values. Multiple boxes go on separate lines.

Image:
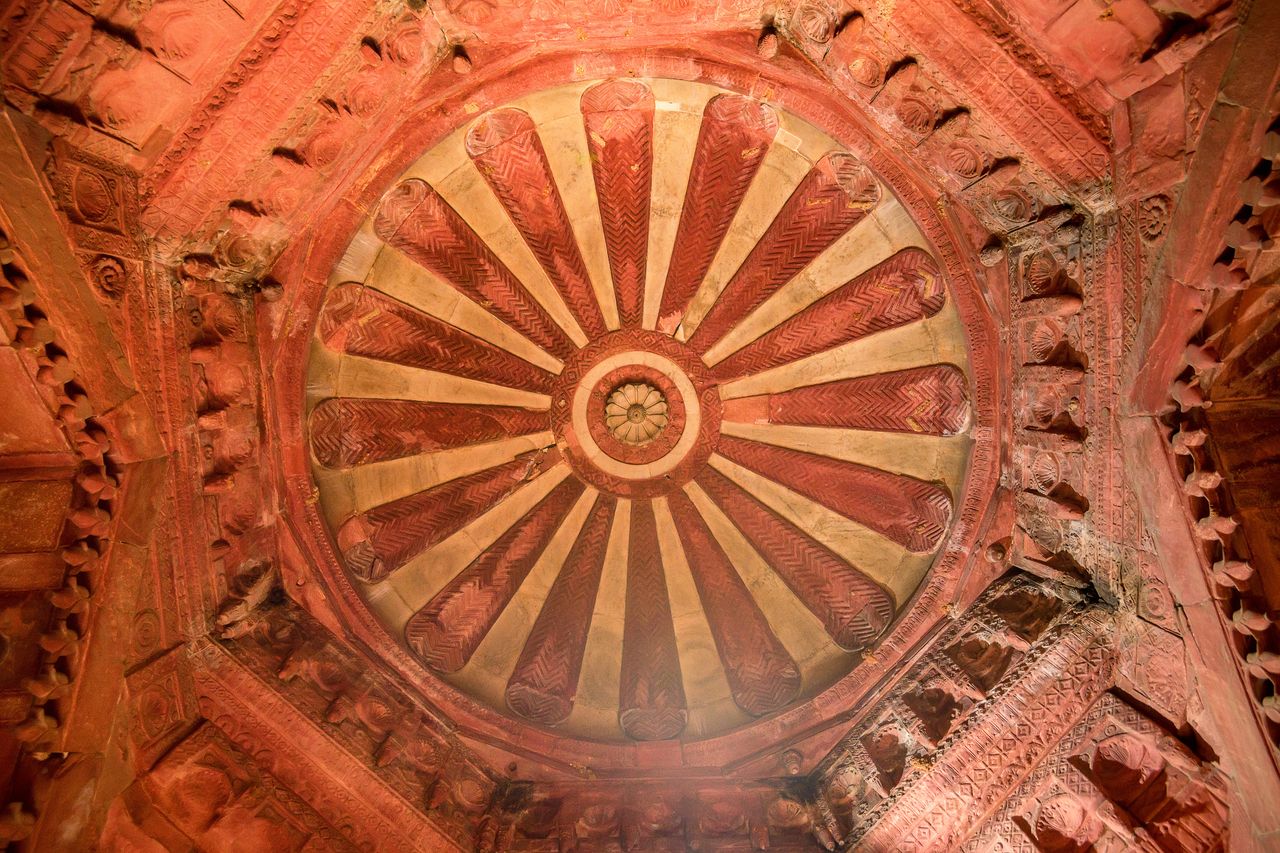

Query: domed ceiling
left=304, top=78, right=979, bottom=743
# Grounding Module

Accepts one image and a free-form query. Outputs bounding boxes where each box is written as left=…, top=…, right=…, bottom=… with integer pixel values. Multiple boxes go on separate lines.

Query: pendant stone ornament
left=606, top=382, right=668, bottom=445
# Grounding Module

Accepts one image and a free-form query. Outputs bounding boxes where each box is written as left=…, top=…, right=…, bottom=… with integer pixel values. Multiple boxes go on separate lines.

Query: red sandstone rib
left=505, top=494, right=617, bottom=725
left=715, top=436, right=951, bottom=554
left=466, top=108, right=608, bottom=339
left=337, top=450, right=561, bottom=582
left=665, top=489, right=802, bottom=717
left=687, top=151, right=881, bottom=354
left=373, top=178, right=577, bottom=361
left=694, top=466, right=895, bottom=651
left=582, top=80, right=655, bottom=329
left=404, top=476, right=586, bottom=673
left=618, top=499, right=687, bottom=740
left=657, top=94, right=779, bottom=334
left=318, top=284, right=556, bottom=394
left=310, top=399, right=549, bottom=469
left=725, top=365, right=969, bottom=436
left=709, top=248, right=944, bottom=381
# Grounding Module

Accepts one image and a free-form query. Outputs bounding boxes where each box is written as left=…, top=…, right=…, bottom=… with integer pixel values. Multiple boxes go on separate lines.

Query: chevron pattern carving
left=338, top=451, right=560, bottom=582
left=506, top=494, right=617, bottom=725
left=716, top=436, right=952, bottom=553
left=687, top=151, right=881, bottom=353
left=373, top=178, right=577, bottom=361
left=666, top=489, right=802, bottom=717
left=467, top=108, right=609, bottom=339
left=656, top=94, right=779, bottom=335
left=318, top=284, right=556, bottom=394
left=710, top=247, right=945, bottom=381
left=404, top=476, right=586, bottom=673
left=762, top=364, right=970, bottom=435
left=312, top=80, right=980, bottom=743
left=695, top=466, right=895, bottom=651
left=310, top=399, right=548, bottom=468
left=618, top=500, right=687, bottom=740
left=582, top=80, right=655, bottom=329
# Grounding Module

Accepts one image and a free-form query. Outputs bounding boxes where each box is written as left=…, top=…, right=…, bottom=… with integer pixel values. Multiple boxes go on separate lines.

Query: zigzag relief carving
left=694, top=466, right=895, bottom=651
left=505, top=494, right=617, bottom=725
left=687, top=151, right=882, bottom=354
left=466, top=107, right=609, bottom=340
left=657, top=94, right=779, bottom=335
left=715, top=435, right=952, bottom=553
left=337, top=449, right=562, bottom=582
left=310, top=79, right=979, bottom=742
left=404, top=476, right=585, bottom=673
left=618, top=499, right=688, bottom=740
left=666, top=489, right=802, bottom=717
left=310, top=399, right=549, bottom=468
left=372, top=177, right=577, bottom=360
left=581, top=79, right=655, bottom=330
left=709, top=247, right=945, bottom=380
left=317, top=283, right=556, bottom=394
left=726, top=364, right=970, bottom=435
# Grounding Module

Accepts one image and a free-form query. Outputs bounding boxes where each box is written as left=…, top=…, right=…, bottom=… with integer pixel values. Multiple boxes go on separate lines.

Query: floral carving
left=605, top=382, right=668, bottom=445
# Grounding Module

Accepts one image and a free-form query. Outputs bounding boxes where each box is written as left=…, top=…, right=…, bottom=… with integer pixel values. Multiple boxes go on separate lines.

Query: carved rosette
left=304, top=79, right=979, bottom=743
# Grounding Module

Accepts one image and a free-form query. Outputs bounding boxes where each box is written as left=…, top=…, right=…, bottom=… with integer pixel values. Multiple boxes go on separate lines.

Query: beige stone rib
left=367, top=247, right=564, bottom=374
left=313, top=432, right=558, bottom=521
left=682, top=481, right=850, bottom=694
left=386, top=463, right=573, bottom=612
left=331, top=217, right=384, bottom=284
left=676, top=134, right=821, bottom=341
left=563, top=497, right=630, bottom=740
left=446, top=486, right=601, bottom=713
left=331, top=351, right=552, bottom=410
left=652, top=496, right=751, bottom=738
left=702, top=195, right=921, bottom=366
left=718, top=300, right=968, bottom=401
left=402, top=144, right=589, bottom=348
left=641, top=89, right=706, bottom=330
left=719, top=421, right=971, bottom=485
left=707, top=454, right=931, bottom=605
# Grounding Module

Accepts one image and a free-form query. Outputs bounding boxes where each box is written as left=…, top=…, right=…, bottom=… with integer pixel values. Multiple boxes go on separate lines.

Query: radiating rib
left=582, top=80, right=654, bottom=329
left=686, top=152, right=881, bottom=353
left=506, top=494, right=617, bottom=725
left=466, top=108, right=609, bottom=340
left=404, top=476, right=586, bottom=673
left=310, top=399, right=549, bottom=468
left=694, top=467, right=894, bottom=651
left=656, top=94, right=779, bottom=335
left=618, top=500, right=687, bottom=739
left=338, top=448, right=562, bottom=582
left=722, top=364, right=969, bottom=436
left=373, top=178, right=577, bottom=360
left=709, top=248, right=944, bottom=379
left=665, top=489, right=801, bottom=717
left=715, top=436, right=951, bottom=554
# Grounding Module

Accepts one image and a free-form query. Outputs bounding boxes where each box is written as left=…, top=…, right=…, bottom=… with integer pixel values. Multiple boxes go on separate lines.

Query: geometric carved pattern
left=404, top=476, right=586, bottom=673
left=695, top=466, right=895, bottom=650
left=310, top=398, right=548, bottom=468
left=710, top=247, right=945, bottom=381
left=667, top=488, right=802, bottom=716
left=505, top=494, right=617, bottom=725
left=582, top=79, right=655, bottom=329
left=466, top=108, right=609, bottom=339
left=618, top=499, right=687, bottom=739
left=657, top=94, right=779, bottom=334
left=687, top=151, right=882, bottom=353
left=373, top=178, right=577, bottom=361
left=759, top=364, right=970, bottom=435
left=715, top=436, right=952, bottom=553
left=337, top=452, right=558, bottom=582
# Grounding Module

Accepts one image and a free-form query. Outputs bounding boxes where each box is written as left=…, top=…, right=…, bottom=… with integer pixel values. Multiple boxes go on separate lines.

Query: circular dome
left=305, top=79, right=976, bottom=742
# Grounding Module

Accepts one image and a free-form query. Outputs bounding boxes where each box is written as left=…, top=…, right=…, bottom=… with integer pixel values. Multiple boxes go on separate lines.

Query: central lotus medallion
left=606, top=382, right=668, bottom=445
